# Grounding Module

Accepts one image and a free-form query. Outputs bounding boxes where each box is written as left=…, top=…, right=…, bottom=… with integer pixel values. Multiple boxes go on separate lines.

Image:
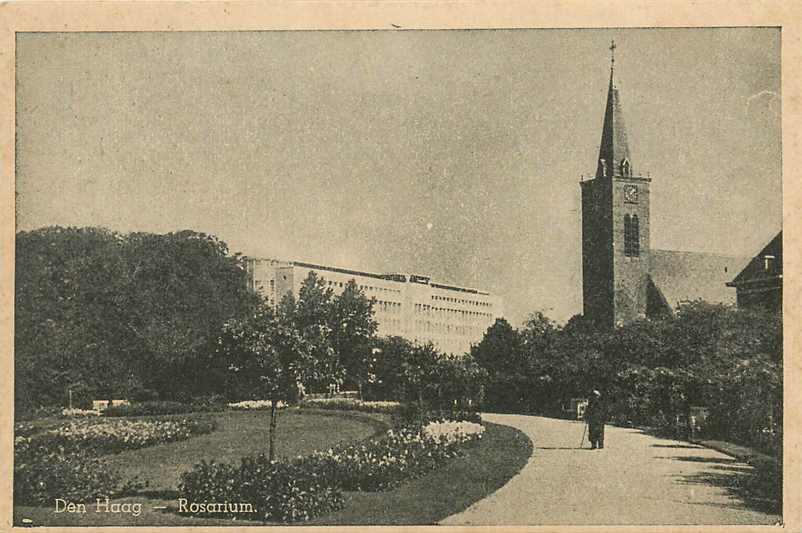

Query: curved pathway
left=441, top=414, right=780, bottom=526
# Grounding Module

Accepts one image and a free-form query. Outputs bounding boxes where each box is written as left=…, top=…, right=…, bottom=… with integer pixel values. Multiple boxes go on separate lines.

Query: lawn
left=15, top=417, right=533, bottom=527
left=107, top=408, right=390, bottom=492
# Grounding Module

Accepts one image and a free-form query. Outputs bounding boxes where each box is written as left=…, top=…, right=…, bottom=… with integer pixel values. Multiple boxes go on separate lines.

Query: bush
left=299, top=398, right=401, bottom=414
left=15, top=405, right=64, bottom=422
left=103, top=401, right=196, bottom=417
left=14, top=447, right=142, bottom=506
left=190, top=394, right=228, bottom=412
left=128, top=387, right=160, bottom=402
left=179, top=457, right=343, bottom=522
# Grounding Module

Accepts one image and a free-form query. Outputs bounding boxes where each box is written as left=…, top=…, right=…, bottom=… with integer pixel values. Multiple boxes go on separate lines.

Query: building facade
left=246, top=258, right=503, bottom=355
left=726, top=231, right=782, bottom=312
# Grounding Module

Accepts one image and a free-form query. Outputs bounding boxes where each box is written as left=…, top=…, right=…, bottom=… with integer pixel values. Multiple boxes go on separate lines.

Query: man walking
left=584, top=390, right=607, bottom=450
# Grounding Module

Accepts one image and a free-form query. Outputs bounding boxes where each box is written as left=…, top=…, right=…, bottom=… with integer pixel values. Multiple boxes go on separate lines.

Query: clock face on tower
left=624, top=185, right=639, bottom=203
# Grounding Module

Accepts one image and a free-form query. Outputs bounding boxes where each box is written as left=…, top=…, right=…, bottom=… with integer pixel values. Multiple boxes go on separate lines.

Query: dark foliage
left=472, top=303, right=781, bottom=455
left=15, top=227, right=259, bottom=415
left=179, top=457, right=343, bottom=522
left=14, top=449, right=142, bottom=506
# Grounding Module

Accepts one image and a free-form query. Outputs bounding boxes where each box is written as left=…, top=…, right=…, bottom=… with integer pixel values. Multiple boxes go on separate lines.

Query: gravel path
left=441, top=413, right=780, bottom=526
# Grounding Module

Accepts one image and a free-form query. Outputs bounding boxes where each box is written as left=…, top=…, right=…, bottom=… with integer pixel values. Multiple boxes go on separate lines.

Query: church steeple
left=581, top=39, right=652, bottom=329
left=596, top=40, right=632, bottom=178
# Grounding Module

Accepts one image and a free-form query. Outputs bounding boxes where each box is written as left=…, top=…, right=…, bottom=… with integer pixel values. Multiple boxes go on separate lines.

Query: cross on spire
left=610, top=39, right=617, bottom=71
left=596, top=38, right=630, bottom=178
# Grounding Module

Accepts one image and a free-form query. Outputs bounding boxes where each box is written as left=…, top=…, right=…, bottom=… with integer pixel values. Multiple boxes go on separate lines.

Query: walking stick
left=580, top=421, right=587, bottom=449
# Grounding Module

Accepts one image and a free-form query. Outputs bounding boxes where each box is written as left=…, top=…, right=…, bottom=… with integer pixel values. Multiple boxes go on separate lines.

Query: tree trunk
left=269, top=400, right=278, bottom=462
left=418, top=389, right=425, bottom=429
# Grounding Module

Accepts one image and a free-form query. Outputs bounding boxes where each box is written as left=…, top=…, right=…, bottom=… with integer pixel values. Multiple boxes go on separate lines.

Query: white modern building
left=246, top=258, right=503, bottom=355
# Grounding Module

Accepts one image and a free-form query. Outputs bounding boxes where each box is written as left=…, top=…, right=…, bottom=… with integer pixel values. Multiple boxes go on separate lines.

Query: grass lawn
left=108, top=408, right=389, bottom=492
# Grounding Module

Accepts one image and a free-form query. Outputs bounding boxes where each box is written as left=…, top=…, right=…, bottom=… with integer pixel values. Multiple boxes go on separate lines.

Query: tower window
left=624, top=214, right=640, bottom=257
left=621, top=158, right=631, bottom=176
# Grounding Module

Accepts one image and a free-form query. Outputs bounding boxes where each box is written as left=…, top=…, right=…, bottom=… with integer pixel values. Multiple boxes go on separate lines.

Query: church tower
left=581, top=41, right=652, bottom=328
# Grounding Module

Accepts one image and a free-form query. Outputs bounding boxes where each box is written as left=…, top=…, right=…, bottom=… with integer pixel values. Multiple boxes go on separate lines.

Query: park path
left=441, top=414, right=780, bottom=526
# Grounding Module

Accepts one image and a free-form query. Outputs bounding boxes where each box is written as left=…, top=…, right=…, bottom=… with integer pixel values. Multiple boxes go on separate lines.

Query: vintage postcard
left=1, top=1, right=800, bottom=531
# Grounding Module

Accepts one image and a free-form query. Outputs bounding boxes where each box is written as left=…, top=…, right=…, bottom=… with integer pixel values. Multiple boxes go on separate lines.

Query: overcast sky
left=16, top=28, right=781, bottom=325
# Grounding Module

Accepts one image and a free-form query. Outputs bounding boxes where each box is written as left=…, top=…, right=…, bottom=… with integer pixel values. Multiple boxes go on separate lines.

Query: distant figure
left=584, top=390, right=607, bottom=450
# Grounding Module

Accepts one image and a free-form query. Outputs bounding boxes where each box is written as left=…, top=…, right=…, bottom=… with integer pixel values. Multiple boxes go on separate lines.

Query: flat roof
left=247, top=257, right=491, bottom=296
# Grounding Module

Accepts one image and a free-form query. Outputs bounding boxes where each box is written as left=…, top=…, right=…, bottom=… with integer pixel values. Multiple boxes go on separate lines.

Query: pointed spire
left=596, top=40, right=632, bottom=178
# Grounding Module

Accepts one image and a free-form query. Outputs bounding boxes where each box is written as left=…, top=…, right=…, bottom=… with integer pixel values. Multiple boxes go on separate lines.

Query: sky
left=15, top=28, right=781, bottom=325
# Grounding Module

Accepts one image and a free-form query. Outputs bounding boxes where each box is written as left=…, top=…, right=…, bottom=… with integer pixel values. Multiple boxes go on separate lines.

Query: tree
left=118, top=230, right=258, bottom=397
left=329, top=280, right=378, bottom=398
left=364, top=336, right=415, bottom=401
left=284, top=272, right=341, bottom=393
left=471, top=318, right=529, bottom=411
left=14, top=226, right=258, bottom=414
left=216, top=302, right=319, bottom=461
left=471, top=318, right=523, bottom=371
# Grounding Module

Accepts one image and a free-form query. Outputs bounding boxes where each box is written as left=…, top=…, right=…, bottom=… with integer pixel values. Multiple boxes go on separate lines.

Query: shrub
left=14, top=447, right=142, bottom=506
left=179, top=457, right=343, bottom=522
left=128, top=387, right=160, bottom=402
left=103, top=401, right=196, bottom=417
left=299, top=398, right=401, bottom=414
left=190, top=394, right=228, bottom=412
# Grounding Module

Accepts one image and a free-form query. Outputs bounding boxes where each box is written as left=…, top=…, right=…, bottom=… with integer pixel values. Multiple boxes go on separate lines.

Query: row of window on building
left=413, top=303, right=492, bottom=320
left=431, top=294, right=492, bottom=308
left=324, top=279, right=401, bottom=294
left=378, top=318, right=403, bottom=332
left=413, top=320, right=487, bottom=336
left=375, top=300, right=403, bottom=314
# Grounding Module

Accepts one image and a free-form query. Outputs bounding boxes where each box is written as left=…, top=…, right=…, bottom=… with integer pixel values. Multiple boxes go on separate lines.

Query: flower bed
left=62, top=408, right=101, bottom=416
left=14, top=416, right=216, bottom=507
left=305, top=420, right=483, bottom=491
left=17, top=417, right=216, bottom=457
left=14, top=449, right=142, bottom=506
left=179, top=457, right=343, bottom=522
left=299, top=398, right=401, bottom=414
left=227, top=399, right=286, bottom=410
left=422, top=420, right=484, bottom=443
left=178, top=418, right=482, bottom=522
left=103, top=400, right=200, bottom=417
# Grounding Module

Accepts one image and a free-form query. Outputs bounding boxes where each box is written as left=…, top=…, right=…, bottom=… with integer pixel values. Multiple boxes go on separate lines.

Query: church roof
left=649, top=249, right=750, bottom=310
left=596, top=60, right=631, bottom=178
